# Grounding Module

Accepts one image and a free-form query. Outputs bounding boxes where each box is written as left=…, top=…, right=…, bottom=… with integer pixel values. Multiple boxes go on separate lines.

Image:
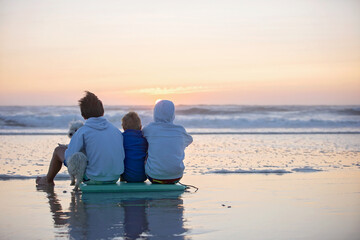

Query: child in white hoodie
left=143, top=100, right=193, bottom=184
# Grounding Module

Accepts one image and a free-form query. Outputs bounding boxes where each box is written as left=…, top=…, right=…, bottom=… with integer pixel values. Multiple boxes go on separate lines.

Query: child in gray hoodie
left=143, top=100, right=193, bottom=184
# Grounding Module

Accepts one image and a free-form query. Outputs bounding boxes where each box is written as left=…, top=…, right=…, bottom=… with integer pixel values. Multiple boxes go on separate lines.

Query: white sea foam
left=208, top=167, right=326, bottom=174
left=207, top=169, right=292, bottom=174
left=0, top=173, right=70, bottom=180
left=291, top=167, right=323, bottom=172
left=0, top=174, right=35, bottom=180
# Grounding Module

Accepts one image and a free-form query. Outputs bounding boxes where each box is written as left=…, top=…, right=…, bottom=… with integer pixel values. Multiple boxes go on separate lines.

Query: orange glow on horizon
left=0, top=0, right=359, bottom=105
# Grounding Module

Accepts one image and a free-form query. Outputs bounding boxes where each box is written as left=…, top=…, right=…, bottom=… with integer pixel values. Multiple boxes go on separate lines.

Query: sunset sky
left=0, top=0, right=359, bottom=105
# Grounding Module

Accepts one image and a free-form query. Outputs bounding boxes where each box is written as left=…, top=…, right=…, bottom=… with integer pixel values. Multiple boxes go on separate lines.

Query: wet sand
left=0, top=134, right=359, bottom=239
left=0, top=171, right=359, bottom=239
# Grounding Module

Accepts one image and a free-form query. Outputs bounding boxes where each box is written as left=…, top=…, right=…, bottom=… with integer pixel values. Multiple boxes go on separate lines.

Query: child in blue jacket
left=120, top=112, right=148, bottom=183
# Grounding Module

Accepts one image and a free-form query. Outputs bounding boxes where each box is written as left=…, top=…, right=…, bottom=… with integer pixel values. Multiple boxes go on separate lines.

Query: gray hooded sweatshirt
left=143, top=100, right=193, bottom=179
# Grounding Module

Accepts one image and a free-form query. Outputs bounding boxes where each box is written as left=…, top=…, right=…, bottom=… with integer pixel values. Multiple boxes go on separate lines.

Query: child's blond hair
left=122, top=112, right=142, bottom=130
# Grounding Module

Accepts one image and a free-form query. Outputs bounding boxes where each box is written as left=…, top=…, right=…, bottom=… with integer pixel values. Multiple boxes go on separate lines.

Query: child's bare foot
left=36, top=176, right=54, bottom=185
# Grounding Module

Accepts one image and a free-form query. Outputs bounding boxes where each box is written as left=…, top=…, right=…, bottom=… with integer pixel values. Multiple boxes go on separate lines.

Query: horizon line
left=0, top=103, right=359, bottom=107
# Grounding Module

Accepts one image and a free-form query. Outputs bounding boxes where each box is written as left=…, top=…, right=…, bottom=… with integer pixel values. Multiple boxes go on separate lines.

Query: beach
left=1, top=0, right=359, bottom=238
left=0, top=132, right=359, bottom=239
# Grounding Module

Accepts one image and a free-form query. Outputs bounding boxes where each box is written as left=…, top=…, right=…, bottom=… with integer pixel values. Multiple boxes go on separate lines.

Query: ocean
left=1, top=105, right=360, bottom=134
left=0, top=105, right=359, bottom=239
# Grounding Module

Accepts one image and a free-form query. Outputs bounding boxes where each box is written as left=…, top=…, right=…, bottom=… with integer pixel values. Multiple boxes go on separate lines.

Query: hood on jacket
left=84, top=116, right=109, bottom=130
left=154, top=100, right=175, bottom=123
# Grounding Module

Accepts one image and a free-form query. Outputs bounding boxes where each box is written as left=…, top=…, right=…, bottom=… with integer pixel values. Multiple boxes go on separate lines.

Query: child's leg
left=36, top=146, right=66, bottom=185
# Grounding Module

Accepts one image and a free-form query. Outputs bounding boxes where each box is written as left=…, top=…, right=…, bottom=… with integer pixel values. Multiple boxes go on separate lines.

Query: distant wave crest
left=1, top=105, right=359, bottom=132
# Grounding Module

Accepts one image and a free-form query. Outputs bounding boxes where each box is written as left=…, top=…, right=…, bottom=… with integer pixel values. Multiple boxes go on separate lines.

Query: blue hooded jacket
left=121, top=129, right=148, bottom=182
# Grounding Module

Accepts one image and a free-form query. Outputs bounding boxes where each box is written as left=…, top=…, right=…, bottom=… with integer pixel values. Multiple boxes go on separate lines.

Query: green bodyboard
left=80, top=182, right=186, bottom=193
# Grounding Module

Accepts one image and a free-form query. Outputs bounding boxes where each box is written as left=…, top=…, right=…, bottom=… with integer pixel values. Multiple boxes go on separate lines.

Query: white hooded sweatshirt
left=143, top=100, right=193, bottom=179
left=65, top=116, right=125, bottom=181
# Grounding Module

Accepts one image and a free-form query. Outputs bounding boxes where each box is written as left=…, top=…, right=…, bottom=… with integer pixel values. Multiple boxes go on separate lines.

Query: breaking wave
left=1, top=105, right=359, bottom=134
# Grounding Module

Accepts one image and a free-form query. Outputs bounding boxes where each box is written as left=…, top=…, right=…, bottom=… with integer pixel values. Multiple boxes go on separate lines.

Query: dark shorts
left=120, top=174, right=147, bottom=183
left=147, top=176, right=182, bottom=184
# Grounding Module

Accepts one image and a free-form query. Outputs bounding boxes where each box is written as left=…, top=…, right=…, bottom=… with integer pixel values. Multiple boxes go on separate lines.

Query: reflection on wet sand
left=36, top=185, right=187, bottom=239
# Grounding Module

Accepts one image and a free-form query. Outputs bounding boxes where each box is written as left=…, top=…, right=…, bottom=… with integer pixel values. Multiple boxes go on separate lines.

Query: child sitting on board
left=120, top=112, right=148, bottom=183
left=36, top=91, right=125, bottom=185
left=143, top=100, right=193, bottom=184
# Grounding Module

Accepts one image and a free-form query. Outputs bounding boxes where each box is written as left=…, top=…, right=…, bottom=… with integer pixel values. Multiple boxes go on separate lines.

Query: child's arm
left=184, top=133, right=193, bottom=147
